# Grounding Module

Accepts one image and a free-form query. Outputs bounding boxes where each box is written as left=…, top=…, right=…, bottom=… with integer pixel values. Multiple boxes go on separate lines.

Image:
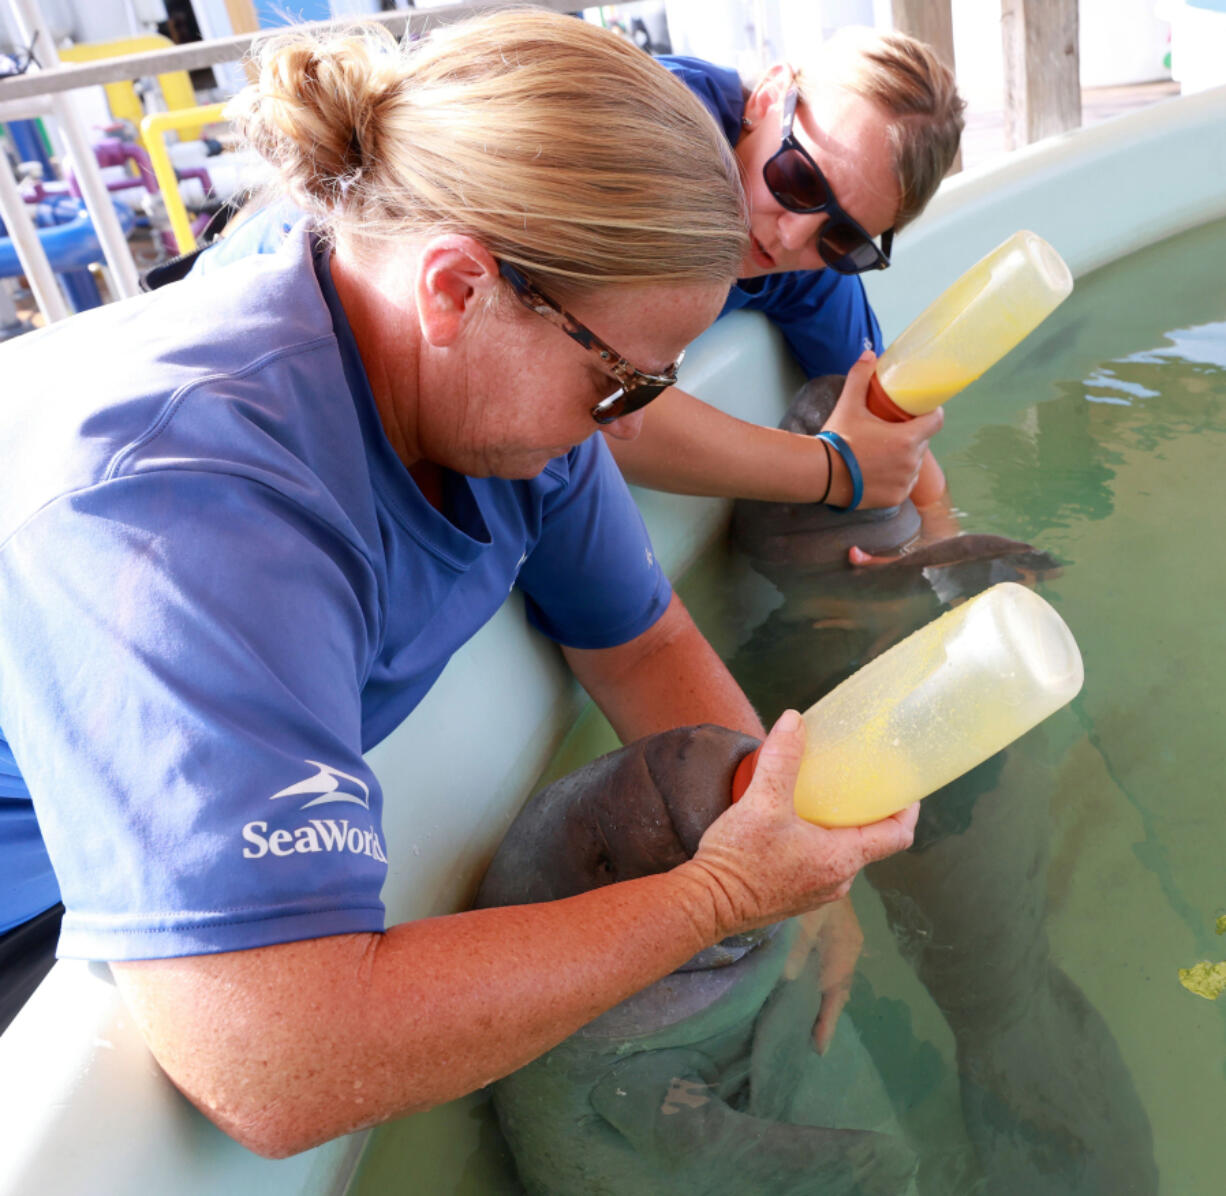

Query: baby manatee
left=476, top=726, right=919, bottom=1196
left=732, top=375, right=1061, bottom=591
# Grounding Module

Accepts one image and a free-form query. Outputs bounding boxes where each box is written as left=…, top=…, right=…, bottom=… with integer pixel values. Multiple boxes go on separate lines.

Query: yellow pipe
left=139, top=103, right=230, bottom=254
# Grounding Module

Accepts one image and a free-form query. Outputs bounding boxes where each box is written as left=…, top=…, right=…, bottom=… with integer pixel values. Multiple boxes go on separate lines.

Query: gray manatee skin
left=731, top=376, right=1061, bottom=587
left=732, top=376, right=922, bottom=571
left=477, top=726, right=918, bottom=1196
left=475, top=724, right=756, bottom=909
left=476, top=725, right=768, bottom=970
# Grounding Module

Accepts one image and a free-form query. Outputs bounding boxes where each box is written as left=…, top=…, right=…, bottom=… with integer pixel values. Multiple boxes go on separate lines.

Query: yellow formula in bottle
left=787, top=583, right=1083, bottom=827
left=873, top=231, right=1074, bottom=418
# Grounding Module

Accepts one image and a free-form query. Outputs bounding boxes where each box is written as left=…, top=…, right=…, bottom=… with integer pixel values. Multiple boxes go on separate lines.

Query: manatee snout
left=733, top=374, right=922, bottom=573
left=475, top=725, right=759, bottom=910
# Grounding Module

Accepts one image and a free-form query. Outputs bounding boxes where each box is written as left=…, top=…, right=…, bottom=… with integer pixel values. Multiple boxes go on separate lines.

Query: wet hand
left=847, top=544, right=900, bottom=568
left=682, top=710, right=919, bottom=940
left=824, top=351, right=944, bottom=510
left=809, top=899, right=864, bottom=1054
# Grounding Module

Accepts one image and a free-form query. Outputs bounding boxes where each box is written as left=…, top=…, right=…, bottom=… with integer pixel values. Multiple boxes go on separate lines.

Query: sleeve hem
left=527, top=576, right=673, bottom=651
left=57, top=904, right=386, bottom=962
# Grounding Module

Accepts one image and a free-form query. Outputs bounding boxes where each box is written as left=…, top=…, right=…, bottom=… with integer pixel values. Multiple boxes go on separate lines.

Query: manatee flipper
left=857, top=534, right=1064, bottom=606
left=748, top=932, right=907, bottom=1141
left=590, top=1050, right=918, bottom=1196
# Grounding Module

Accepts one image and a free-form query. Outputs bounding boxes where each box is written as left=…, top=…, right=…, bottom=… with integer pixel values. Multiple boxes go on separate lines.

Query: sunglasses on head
left=498, top=260, right=684, bottom=426
left=762, top=87, right=893, bottom=276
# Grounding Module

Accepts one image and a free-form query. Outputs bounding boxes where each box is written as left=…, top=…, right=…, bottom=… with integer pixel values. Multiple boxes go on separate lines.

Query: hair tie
left=815, top=430, right=863, bottom=511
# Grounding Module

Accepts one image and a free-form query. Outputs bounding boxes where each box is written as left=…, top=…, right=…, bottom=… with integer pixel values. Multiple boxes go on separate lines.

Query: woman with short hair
left=614, top=26, right=967, bottom=512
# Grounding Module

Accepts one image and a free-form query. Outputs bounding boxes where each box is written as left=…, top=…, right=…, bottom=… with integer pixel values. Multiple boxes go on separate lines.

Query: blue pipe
left=0, top=199, right=135, bottom=311
left=56, top=269, right=101, bottom=312
left=2, top=119, right=54, bottom=178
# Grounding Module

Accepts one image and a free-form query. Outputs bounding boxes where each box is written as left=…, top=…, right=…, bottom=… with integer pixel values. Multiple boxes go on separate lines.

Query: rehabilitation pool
left=353, top=216, right=1226, bottom=1194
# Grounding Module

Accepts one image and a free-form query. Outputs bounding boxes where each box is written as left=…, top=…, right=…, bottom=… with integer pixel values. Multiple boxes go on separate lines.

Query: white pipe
left=8, top=0, right=142, bottom=300
left=0, top=145, right=71, bottom=323
left=0, top=280, right=21, bottom=333
left=0, top=94, right=53, bottom=122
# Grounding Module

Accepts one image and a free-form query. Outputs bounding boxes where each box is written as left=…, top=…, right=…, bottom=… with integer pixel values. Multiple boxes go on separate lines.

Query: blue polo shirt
left=0, top=225, right=670, bottom=956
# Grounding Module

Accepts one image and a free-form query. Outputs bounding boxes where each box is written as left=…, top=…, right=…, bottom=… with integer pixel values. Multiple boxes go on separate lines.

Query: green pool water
left=353, top=218, right=1226, bottom=1194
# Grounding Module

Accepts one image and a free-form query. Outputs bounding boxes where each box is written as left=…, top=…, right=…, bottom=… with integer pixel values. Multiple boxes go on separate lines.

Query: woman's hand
left=679, top=710, right=918, bottom=939
left=823, top=351, right=944, bottom=510
left=782, top=899, right=866, bottom=1054
left=811, top=898, right=865, bottom=1054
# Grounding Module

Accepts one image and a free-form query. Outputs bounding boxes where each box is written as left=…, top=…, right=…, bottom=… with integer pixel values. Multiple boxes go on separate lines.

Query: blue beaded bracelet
left=815, top=430, right=864, bottom=511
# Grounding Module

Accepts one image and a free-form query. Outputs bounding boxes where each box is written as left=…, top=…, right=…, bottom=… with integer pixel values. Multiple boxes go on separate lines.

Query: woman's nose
left=601, top=407, right=647, bottom=441
left=777, top=209, right=825, bottom=252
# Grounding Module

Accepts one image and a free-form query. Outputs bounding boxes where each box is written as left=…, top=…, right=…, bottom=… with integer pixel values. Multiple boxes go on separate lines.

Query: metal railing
left=0, top=0, right=579, bottom=324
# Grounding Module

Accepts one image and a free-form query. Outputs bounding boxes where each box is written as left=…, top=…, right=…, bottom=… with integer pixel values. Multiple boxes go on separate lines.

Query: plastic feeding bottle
left=866, top=230, right=1074, bottom=423
left=731, top=582, right=1083, bottom=827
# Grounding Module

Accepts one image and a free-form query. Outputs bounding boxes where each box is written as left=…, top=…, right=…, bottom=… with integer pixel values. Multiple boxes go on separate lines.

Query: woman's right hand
left=681, top=709, right=918, bottom=939
left=823, top=351, right=944, bottom=510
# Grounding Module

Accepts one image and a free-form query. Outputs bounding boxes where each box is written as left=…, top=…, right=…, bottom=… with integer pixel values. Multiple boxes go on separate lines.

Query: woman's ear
left=744, top=62, right=791, bottom=125
left=416, top=235, right=501, bottom=347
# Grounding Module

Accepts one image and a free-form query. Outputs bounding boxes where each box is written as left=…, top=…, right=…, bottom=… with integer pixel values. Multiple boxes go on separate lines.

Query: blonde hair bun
left=229, top=25, right=403, bottom=211
left=230, top=10, right=748, bottom=291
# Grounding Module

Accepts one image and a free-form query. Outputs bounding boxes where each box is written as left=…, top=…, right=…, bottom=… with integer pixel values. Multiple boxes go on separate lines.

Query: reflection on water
left=351, top=221, right=1226, bottom=1194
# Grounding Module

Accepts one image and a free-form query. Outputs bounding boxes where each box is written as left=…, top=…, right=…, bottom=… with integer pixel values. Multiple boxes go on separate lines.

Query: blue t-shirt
left=195, top=58, right=882, bottom=377
left=0, top=225, right=670, bottom=956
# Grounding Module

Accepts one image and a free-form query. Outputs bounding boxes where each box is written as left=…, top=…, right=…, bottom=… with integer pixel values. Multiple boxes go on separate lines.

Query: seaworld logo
left=240, top=760, right=386, bottom=862
left=269, top=760, right=371, bottom=809
left=241, top=817, right=387, bottom=863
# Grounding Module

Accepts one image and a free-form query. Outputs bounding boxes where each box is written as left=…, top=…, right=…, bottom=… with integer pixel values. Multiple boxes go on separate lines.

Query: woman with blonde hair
left=0, top=10, right=917, bottom=1154
left=196, top=22, right=966, bottom=521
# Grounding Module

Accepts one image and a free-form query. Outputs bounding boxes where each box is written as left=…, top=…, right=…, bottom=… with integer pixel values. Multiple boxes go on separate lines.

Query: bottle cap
left=866, top=372, right=912, bottom=422
left=730, top=747, right=761, bottom=802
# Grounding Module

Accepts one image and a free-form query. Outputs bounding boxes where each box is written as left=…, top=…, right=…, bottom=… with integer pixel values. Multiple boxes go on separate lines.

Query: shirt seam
left=102, top=332, right=339, bottom=482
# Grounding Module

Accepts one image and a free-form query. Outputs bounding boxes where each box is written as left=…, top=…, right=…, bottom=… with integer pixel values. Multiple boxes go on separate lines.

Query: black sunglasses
left=498, top=260, right=684, bottom=426
left=762, top=88, right=893, bottom=275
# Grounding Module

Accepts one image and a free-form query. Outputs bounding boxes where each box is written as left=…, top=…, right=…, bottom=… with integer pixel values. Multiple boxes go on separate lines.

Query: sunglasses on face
left=762, top=88, right=893, bottom=275
left=497, top=261, right=684, bottom=426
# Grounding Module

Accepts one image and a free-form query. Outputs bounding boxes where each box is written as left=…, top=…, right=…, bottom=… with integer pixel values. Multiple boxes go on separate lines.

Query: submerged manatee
left=723, top=386, right=1156, bottom=1193
left=476, top=725, right=918, bottom=1196
left=731, top=375, right=1060, bottom=590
